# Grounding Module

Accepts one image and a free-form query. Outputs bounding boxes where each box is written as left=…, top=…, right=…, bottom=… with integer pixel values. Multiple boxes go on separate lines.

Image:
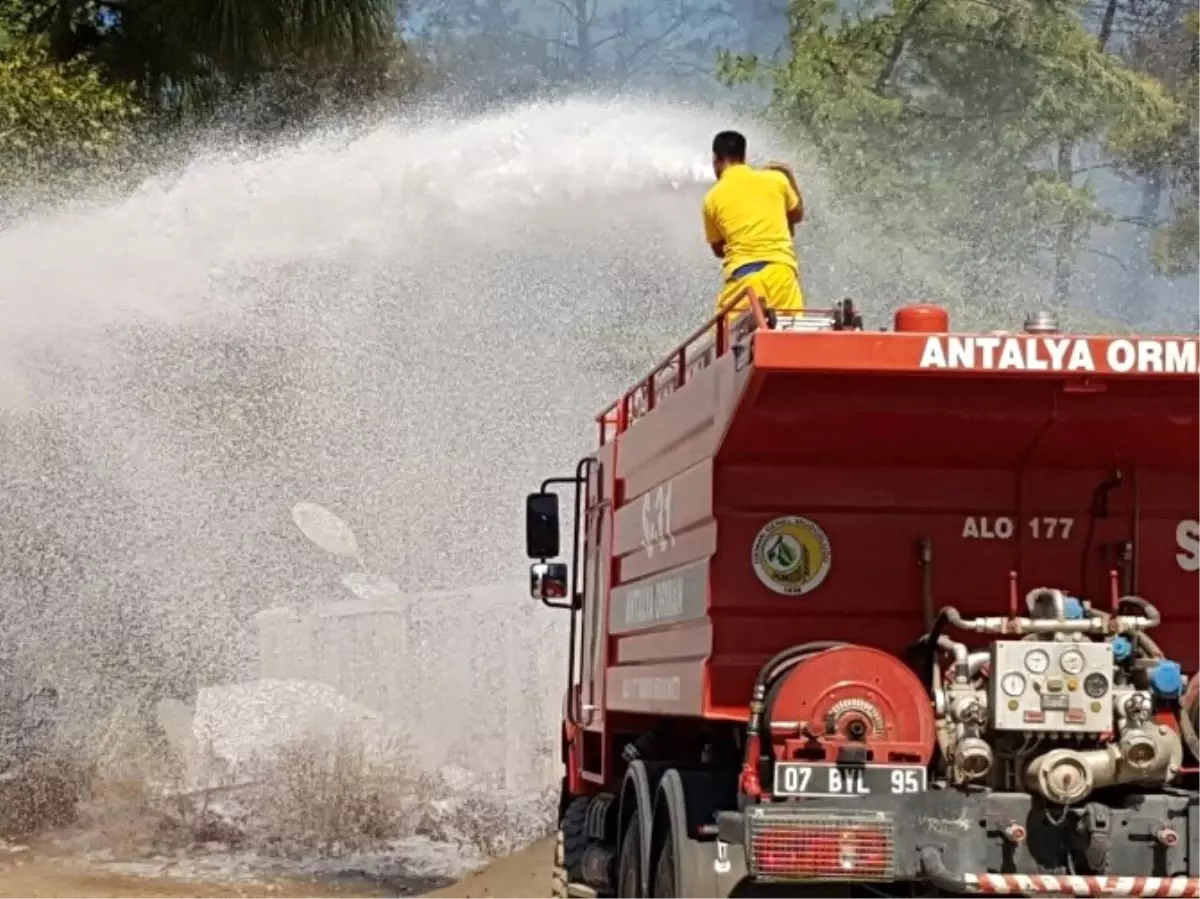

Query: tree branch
left=611, top=5, right=706, bottom=73
left=1096, top=0, right=1119, bottom=50
left=540, top=0, right=580, bottom=25
left=905, top=102, right=1023, bottom=120
left=591, top=1, right=667, bottom=52
left=1086, top=246, right=1132, bottom=270
left=1111, top=213, right=1157, bottom=228
left=875, top=0, right=936, bottom=94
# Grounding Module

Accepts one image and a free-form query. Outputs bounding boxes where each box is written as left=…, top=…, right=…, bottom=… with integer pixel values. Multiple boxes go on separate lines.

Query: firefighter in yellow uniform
left=702, top=130, right=805, bottom=318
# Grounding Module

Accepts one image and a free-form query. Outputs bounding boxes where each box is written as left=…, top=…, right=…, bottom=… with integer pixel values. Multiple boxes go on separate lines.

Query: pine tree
left=719, top=0, right=1185, bottom=308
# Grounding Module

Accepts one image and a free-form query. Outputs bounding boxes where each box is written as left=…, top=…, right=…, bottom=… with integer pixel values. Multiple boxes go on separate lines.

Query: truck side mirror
left=530, top=561, right=569, bottom=603
left=525, top=491, right=561, bottom=559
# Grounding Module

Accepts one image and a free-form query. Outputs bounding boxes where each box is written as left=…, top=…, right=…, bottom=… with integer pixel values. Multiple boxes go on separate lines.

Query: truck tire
left=617, top=814, right=643, bottom=897
left=652, top=831, right=722, bottom=898
left=651, top=769, right=723, bottom=898
left=552, top=796, right=590, bottom=899
left=651, top=835, right=678, bottom=898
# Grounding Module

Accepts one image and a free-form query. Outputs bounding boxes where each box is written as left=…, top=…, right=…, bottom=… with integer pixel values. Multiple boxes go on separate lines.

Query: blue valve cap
left=1149, top=660, right=1184, bottom=698
left=1111, top=635, right=1133, bottom=662
left=1063, top=596, right=1085, bottom=620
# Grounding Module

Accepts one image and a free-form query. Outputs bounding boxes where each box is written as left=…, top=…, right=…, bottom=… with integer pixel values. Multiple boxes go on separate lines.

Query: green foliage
left=4, top=0, right=415, bottom=127
left=719, top=0, right=1191, bottom=298
left=1122, top=8, right=1199, bottom=276
left=0, top=5, right=140, bottom=193
left=1150, top=203, right=1199, bottom=276
left=13, top=0, right=398, bottom=89
left=0, top=0, right=423, bottom=195
left=151, top=0, right=401, bottom=113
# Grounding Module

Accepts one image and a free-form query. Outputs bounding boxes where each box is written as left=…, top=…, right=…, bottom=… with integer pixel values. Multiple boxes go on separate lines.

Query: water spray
left=0, top=93, right=1053, bottom=878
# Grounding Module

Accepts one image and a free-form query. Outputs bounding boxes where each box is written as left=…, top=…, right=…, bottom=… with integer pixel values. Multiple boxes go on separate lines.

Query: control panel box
left=990, top=640, right=1113, bottom=732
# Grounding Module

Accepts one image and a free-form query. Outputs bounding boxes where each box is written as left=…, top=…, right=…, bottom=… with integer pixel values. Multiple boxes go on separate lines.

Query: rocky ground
left=0, top=838, right=554, bottom=898
left=0, top=667, right=560, bottom=899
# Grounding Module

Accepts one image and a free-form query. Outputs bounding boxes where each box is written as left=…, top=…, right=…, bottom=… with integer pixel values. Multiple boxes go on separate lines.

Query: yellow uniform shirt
left=703, top=164, right=805, bottom=314
left=702, top=164, right=801, bottom=280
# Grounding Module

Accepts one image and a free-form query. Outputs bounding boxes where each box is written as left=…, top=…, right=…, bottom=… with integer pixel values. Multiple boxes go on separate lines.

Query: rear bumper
left=715, top=788, right=1198, bottom=896
left=921, top=847, right=1198, bottom=896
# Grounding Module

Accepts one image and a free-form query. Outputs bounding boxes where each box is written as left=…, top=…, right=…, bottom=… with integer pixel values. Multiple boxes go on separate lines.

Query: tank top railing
left=596, top=290, right=860, bottom=445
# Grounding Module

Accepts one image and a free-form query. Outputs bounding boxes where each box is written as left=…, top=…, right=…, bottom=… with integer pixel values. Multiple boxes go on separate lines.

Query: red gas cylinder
left=893, top=303, right=950, bottom=333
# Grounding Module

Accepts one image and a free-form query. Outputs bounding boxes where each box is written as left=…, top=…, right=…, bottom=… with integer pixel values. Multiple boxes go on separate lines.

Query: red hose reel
left=765, top=644, right=937, bottom=767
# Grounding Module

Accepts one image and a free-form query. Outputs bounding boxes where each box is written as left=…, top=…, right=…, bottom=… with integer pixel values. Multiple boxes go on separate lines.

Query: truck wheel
left=651, top=835, right=677, bottom=898
left=617, top=814, right=643, bottom=897
left=552, top=796, right=590, bottom=899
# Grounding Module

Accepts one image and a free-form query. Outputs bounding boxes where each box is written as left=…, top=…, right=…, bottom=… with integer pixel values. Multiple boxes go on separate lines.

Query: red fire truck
left=524, top=296, right=1200, bottom=897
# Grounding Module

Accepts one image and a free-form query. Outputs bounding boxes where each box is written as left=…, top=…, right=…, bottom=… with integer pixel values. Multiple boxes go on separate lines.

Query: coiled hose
left=746, top=641, right=847, bottom=790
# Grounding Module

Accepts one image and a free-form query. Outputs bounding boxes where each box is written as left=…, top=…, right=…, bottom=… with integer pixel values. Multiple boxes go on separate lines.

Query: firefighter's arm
left=769, top=162, right=804, bottom=228
left=703, top=196, right=725, bottom=259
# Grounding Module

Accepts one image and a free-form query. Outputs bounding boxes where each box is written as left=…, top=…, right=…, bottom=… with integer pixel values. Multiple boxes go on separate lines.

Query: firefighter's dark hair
left=712, top=131, right=747, bottom=162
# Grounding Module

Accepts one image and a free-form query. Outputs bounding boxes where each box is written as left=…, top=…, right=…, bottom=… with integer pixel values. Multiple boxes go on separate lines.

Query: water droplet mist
left=0, top=97, right=741, bottom=801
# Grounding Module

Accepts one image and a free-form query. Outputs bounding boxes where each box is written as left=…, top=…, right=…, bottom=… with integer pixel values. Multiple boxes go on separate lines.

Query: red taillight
left=748, top=809, right=895, bottom=882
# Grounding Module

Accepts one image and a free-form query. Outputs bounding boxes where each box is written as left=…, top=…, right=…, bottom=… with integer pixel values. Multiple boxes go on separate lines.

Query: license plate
left=1041, top=694, right=1070, bottom=711
left=773, top=763, right=927, bottom=798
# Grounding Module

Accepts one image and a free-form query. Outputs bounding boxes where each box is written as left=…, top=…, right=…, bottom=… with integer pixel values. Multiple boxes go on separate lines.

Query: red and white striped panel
left=960, top=874, right=1200, bottom=897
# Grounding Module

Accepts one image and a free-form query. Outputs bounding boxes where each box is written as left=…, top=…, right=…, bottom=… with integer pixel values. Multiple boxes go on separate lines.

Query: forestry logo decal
left=752, top=516, right=832, bottom=596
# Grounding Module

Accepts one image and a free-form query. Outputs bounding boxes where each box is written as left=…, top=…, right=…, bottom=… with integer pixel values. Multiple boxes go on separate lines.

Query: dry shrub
left=249, top=730, right=434, bottom=856
left=415, top=788, right=557, bottom=858
left=69, top=774, right=175, bottom=855
left=0, top=709, right=557, bottom=862
left=246, top=731, right=556, bottom=859
left=71, top=778, right=244, bottom=856
left=0, top=756, right=94, bottom=840
left=0, top=681, right=158, bottom=844
left=11, top=696, right=250, bottom=856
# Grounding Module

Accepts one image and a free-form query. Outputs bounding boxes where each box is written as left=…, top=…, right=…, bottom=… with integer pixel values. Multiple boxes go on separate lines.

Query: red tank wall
left=596, top=359, right=1198, bottom=729
left=701, top=369, right=1198, bottom=718
left=705, top=464, right=1198, bottom=718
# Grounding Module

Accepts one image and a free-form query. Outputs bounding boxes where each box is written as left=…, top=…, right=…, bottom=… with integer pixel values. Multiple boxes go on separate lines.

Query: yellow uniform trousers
left=714, top=260, right=804, bottom=318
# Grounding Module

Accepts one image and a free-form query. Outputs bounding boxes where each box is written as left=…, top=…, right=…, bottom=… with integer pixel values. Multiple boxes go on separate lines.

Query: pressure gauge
left=1084, top=672, right=1109, bottom=699
left=1001, top=672, right=1027, bottom=697
left=1060, top=649, right=1086, bottom=676
left=1025, top=649, right=1050, bottom=675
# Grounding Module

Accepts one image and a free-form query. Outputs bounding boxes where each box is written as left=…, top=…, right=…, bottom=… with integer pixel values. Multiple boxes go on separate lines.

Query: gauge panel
left=990, top=640, right=1113, bottom=732
left=1001, top=672, right=1027, bottom=697
left=1060, top=649, right=1086, bottom=676
left=1024, top=649, right=1050, bottom=674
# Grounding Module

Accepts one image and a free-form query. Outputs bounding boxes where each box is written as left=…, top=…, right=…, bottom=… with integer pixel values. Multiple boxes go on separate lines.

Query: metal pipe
left=967, top=651, right=990, bottom=679
left=919, top=537, right=934, bottom=629
left=1024, top=729, right=1182, bottom=804
left=1131, top=468, right=1141, bottom=594
left=938, top=636, right=968, bottom=671
left=941, top=605, right=1157, bottom=636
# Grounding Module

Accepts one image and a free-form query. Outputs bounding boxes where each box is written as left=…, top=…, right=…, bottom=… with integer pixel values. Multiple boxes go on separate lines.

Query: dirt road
left=424, top=838, right=552, bottom=898
left=0, top=839, right=555, bottom=898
